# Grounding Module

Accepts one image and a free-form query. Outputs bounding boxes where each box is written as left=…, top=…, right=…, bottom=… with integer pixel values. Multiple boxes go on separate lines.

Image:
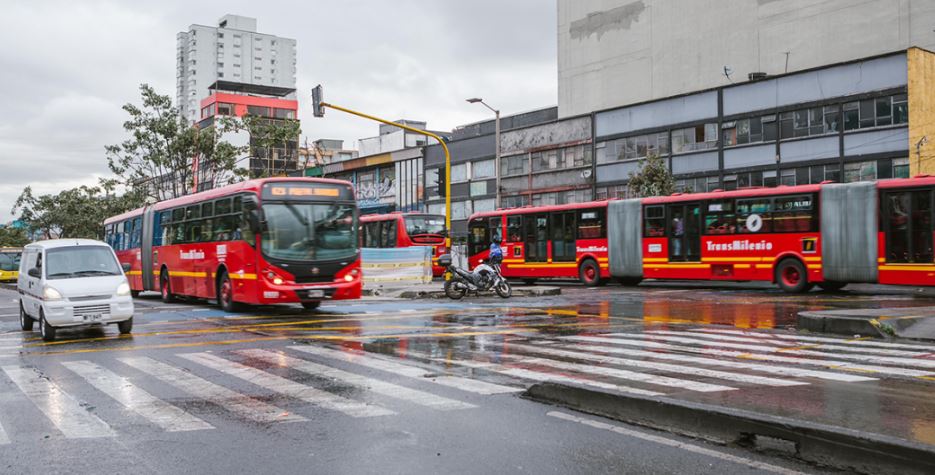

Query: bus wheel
left=776, top=259, right=810, bottom=293
left=817, top=281, right=847, bottom=292
left=160, top=270, right=175, bottom=303
left=218, top=272, right=241, bottom=312
left=616, top=276, right=642, bottom=286
left=578, top=259, right=602, bottom=287
left=301, top=302, right=321, bottom=311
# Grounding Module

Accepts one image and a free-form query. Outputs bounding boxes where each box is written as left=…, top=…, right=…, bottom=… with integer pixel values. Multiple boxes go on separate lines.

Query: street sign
left=311, top=85, right=324, bottom=118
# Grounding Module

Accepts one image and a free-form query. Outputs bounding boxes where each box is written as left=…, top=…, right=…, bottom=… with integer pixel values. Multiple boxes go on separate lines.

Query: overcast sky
left=0, top=0, right=557, bottom=222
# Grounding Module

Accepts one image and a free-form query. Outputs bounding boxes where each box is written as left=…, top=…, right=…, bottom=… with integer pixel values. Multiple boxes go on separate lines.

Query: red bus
left=103, top=177, right=361, bottom=311
left=360, top=212, right=447, bottom=276
left=468, top=175, right=935, bottom=292
left=468, top=201, right=611, bottom=286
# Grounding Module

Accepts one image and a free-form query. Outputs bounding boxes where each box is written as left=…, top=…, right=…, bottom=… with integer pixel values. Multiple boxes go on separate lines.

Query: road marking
left=690, top=328, right=935, bottom=351
left=0, top=419, right=8, bottom=445
left=288, top=345, right=520, bottom=395
left=401, top=349, right=665, bottom=397
left=237, top=349, right=475, bottom=411
left=548, top=411, right=807, bottom=475
left=119, top=356, right=305, bottom=424
left=61, top=360, right=213, bottom=432
left=561, top=336, right=933, bottom=377
left=1, top=366, right=115, bottom=439
left=499, top=353, right=736, bottom=392
left=649, top=330, right=930, bottom=357
left=608, top=333, right=935, bottom=370
left=509, top=343, right=808, bottom=387
left=179, top=352, right=394, bottom=418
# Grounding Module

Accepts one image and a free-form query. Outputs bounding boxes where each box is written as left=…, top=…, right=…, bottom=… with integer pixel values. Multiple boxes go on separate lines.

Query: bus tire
left=160, top=269, right=175, bottom=303
left=217, top=271, right=241, bottom=312
left=579, top=259, right=602, bottom=287
left=776, top=258, right=810, bottom=293
left=301, top=301, right=321, bottom=311
left=817, top=281, right=847, bottom=292
left=616, top=276, right=643, bottom=286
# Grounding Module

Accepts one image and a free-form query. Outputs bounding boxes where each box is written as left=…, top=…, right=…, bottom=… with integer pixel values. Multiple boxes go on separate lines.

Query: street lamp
left=466, top=98, right=500, bottom=208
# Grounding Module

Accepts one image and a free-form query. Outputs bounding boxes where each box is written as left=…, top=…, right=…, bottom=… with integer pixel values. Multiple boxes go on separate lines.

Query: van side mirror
left=28, top=268, right=41, bottom=278
left=121, top=262, right=132, bottom=273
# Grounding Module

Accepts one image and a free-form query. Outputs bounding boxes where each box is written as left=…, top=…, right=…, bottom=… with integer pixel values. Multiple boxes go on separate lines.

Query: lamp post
left=466, top=98, right=500, bottom=208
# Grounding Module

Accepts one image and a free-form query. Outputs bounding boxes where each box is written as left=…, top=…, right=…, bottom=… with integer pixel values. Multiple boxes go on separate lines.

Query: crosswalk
left=0, top=327, right=933, bottom=445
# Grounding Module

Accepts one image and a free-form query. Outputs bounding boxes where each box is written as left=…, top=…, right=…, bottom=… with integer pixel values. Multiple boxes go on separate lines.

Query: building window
left=217, top=103, right=233, bottom=115
left=595, top=184, right=633, bottom=200
left=564, top=144, right=593, bottom=167
left=247, top=105, right=270, bottom=117
left=672, top=123, right=717, bottom=153
left=273, top=108, right=295, bottom=119
left=473, top=198, right=495, bottom=213
left=501, top=195, right=529, bottom=209
left=451, top=200, right=472, bottom=220
left=217, top=62, right=224, bottom=68
left=217, top=32, right=224, bottom=38
left=501, top=154, right=529, bottom=177
left=893, top=157, right=910, bottom=179
left=776, top=106, right=837, bottom=140
left=217, top=72, right=224, bottom=78
left=674, top=175, right=720, bottom=193
left=844, top=94, right=909, bottom=131
left=470, top=181, right=487, bottom=197
left=451, top=163, right=469, bottom=183
left=532, top=149, right=562, bottom=172
left=597, top=131, right=669, bottom=164
left=472, top=159, right=495, bottom=179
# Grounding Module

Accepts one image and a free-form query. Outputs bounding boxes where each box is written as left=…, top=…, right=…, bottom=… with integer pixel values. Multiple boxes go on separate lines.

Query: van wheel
left=776, top=259, right=811, bottom=293
left=160, top=270, right=175, bottom=303
left=39, top=311, right=56, bottom=342
left=19, top=302, right=33, bottom=331
left=118, top=318, right=133, bottom=334
left=218, top=272, right=241, bottom=312
left=578, top=259, right=602, bottom=286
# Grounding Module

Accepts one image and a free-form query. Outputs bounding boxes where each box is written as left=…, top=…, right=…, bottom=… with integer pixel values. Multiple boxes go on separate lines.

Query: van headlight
left=43, top=286, right=63, bottom=301
left=116, top=282, right=131, bottom=297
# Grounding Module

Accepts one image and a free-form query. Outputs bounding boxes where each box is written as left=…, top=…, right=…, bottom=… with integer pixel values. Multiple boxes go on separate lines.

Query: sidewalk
left=798, top=306, right=935, bottom=341
left=361, top=282, right=561, bottom=299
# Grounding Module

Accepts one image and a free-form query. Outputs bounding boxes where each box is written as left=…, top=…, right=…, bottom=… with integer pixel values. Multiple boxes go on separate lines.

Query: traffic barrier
left=361, top=247, right=433, bottom=289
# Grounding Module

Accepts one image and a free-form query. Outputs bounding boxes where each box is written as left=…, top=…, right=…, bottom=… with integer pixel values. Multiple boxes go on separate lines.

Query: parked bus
left=468, top=201, right=611, bottom=286
left=468, top=175, right=935, bottom=292
left=360, top=212, right=447, bottom=276
left=103, top=177, right=361, bottom=310
left=0, top=247, right=23, bottom=282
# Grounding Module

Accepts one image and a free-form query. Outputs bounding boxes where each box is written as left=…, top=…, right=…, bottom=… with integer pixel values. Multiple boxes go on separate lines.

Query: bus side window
left=704, top=200, right=735, bottom=235
left=507, top=216, right=522, bottom=242
left=578, top=208, right=605, bottom=239
left=643, top=206, right=665, bottom=237
left=773, top=195, right=815, bottom=233
left=736, top=199, right=772, bottom=233
left=380, top=220, right=396, bottom=247
left=489, top=217, right=502, bottom=243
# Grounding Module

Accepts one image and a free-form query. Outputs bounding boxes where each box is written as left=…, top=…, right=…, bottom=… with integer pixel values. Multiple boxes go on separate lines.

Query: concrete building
left=177, top=14, right=297, bottom=123
left=558, top=0, right=935, bottom=118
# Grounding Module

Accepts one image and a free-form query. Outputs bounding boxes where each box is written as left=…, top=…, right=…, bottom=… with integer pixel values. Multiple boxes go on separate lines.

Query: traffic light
left=311, top=85, right=324, bottom=118
left=437, top=169, right=446, bottom=198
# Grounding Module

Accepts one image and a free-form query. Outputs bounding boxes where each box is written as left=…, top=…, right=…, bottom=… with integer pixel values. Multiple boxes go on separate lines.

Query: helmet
left=491, top=235, right=501, bottom=244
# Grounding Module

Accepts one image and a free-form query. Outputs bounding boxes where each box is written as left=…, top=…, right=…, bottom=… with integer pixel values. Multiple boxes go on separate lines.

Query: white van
left=18, top=239, right=134, bottom=342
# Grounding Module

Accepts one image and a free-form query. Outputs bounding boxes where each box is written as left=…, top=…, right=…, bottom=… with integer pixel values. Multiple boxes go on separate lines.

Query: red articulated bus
left=103, top=177, right=361, bottom=311
left=468, top=201, right=611, bottom=286
left=468, top=175, right=935, bottom=292
left=360, top=212, right=448, bottom=276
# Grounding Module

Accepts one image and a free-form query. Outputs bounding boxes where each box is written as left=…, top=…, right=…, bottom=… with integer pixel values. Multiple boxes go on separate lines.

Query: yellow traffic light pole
left=319, top=101, right=453, bottom=250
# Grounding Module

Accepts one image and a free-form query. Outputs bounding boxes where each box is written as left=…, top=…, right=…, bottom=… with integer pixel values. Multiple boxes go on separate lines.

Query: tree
left=627, top=153, right=675, bottom=197
left=0, top=226, right=28, bottom=247
left=12, top=182, right=144, bottom=240
left=240, top=114, right=302, bottom=178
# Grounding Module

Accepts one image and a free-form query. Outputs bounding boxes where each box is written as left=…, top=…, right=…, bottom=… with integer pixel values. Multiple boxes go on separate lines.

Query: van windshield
left=46, top=246, right=122, bottom=280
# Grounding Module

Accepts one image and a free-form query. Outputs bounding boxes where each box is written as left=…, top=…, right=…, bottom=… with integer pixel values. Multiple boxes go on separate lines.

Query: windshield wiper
left=47, top=272, right=74, bottom=278
left=283, top=202, right=310, bottom=227
left=73, top=270, right=117, bottom=276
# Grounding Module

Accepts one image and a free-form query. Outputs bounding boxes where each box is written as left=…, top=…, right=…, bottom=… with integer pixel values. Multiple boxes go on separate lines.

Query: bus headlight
left=344, top=274, right=354, bottom=282
left=43, top=286, right=63, bottom=301
left=116, top=282, right=131, bottom=297
left=273, top=277, right=284, bottom=285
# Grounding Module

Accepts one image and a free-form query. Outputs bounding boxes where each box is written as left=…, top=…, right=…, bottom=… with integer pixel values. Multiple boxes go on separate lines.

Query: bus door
left=524, top=214, right=548, bottom=262
left=550, top=211, right=576, bottom=262
left=667, top=203, right=701, bottom=262
left=506, top=215, right=523, bottom=260
left=882, top=189, right=933, bottom=263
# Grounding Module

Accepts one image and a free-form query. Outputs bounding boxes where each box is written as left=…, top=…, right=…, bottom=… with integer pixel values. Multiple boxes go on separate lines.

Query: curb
left=797, top=311, right=884, bottom=337
left=524, top=382, right=935, bottom=475
left=798, top=311, right=935, bottom=341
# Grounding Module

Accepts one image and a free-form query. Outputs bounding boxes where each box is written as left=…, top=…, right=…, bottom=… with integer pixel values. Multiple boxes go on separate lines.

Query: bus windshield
left=405, top=215, right=446, bottom=236
left=261, top=202, right=357, bottom=261
left=0, top=251, right=21, bottom=272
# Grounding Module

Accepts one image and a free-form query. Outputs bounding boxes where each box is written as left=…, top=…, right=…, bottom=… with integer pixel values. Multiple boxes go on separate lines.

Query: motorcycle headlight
left=43, top=286, right=63, bottom=301
left=116, top=282, right=131, bottom=297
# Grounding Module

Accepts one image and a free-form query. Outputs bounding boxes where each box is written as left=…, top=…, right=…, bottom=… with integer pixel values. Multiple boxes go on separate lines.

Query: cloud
left=0, top=0, right=557, bottom=222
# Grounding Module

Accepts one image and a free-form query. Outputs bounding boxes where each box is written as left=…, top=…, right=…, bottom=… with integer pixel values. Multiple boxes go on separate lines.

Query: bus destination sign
left=262, top=182, right=353, bottom=201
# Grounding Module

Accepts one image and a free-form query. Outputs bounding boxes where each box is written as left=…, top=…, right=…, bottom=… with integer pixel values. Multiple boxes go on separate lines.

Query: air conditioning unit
left=748, top=72, right=768, bottom=81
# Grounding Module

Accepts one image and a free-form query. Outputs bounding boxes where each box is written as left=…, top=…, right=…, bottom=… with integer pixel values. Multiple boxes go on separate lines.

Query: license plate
left=306, top=290, right=324, bottom=298
left=85, top=314, right=102, bottom=322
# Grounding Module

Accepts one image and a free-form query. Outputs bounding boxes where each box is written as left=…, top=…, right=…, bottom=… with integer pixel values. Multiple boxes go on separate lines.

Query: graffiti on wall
left=357, top=169, right=395, bottom=208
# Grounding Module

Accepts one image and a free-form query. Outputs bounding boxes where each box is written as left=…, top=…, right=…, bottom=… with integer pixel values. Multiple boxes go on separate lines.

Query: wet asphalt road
left=1, top=281, right=934, bottom=474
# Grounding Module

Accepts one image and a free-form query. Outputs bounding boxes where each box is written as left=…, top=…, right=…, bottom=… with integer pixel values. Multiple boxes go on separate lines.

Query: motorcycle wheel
left=495, top=280, right=512, bottom=298
left=444, top=279, right=467, bottom=300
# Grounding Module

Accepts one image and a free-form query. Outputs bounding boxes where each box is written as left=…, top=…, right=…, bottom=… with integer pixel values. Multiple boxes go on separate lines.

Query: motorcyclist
left=488, top=235, right=503, bottom=265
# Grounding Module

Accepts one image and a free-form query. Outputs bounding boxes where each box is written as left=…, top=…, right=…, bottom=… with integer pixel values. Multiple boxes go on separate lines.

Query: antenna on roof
left=723, top=66, right=734, bottom=84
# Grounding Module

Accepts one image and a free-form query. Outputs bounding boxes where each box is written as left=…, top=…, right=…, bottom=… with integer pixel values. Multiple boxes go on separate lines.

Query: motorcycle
left=438, top=254, right=512, bottom=299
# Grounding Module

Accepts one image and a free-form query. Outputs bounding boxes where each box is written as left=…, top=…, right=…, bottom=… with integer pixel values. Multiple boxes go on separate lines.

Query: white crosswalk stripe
left=119, top=356, right=306, bottom=424
left=180, top=352, right=396, bottom=417
left=561, top=336, right=934, bottom=377
left=508, top=343, right=809, bottom=387
left=0, top=419, right=9, bottom=445
left=399, top=348, right=665, bottom=397
left=2, top=365, right=115, bottom=439
left=606, top=333, right=935, bottom=370
left=689, top=328, right=935, bottom=351
left=498, top=353, right=737, bottom=392
left=236, top=349, right=475, bottom=411
left=288, top=345, right=521, bottom=395
left=61, top=360, right=213, bottom=432
left=545, top=341, right=876, bottom=382
left=647, top=330, right=931, bottom=357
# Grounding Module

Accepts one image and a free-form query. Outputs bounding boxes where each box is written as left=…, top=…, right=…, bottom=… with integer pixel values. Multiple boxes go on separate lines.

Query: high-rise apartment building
left=176, top=14, right=297, bottom=123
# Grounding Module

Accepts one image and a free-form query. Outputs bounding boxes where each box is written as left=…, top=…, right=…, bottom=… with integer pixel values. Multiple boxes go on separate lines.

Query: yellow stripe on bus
left=647, top=264, right=711, bottom=269
left=879, top=265, right=935, bottom=272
